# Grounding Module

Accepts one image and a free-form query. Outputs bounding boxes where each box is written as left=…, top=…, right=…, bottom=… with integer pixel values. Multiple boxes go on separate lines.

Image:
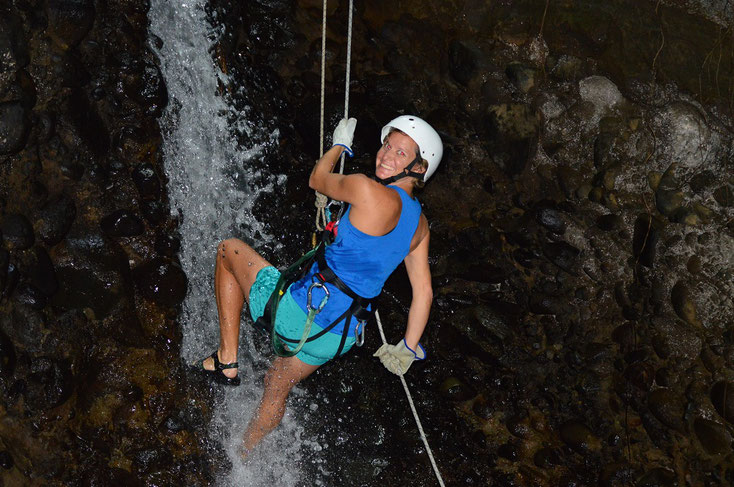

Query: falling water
left=148, top=1, right=318, bottom=484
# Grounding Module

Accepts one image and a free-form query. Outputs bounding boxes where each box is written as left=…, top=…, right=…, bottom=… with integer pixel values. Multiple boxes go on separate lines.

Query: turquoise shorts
left=248, top=266, right=355, bottom=366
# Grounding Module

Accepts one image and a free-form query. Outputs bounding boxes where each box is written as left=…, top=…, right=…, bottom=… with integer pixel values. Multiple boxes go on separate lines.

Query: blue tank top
left=289, top=186, right=422, bottom=337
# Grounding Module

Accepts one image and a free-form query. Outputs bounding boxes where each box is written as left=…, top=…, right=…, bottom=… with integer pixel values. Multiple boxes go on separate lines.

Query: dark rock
left=154, top=233, right=181, bottom=258
left=27, top=246, right=58, bottom=297
left=611, top=322, right=636, bottom=349
left=596, top=214, right=621, bottom=231
left=0, top=450, right=12, bottom=470
left=0, top=248, right=8, bottom=293
left=713, top=185, right=732, bottom=207
left=131, top=163, right=161, bottom=198
left=162, top=414, right=186, bottom=433
left=533, top=447, right=560, bottom=468
left=599, top=463, right=634, bottom=486
left=547, top=54, right=583, bottom=81
left=36, top=194, right=77, bottom=246
left=624, top=362, right=654, bottom=391
left=0, top=101, right=30, bottom=154
left=655, top=367, right=674, bottom=388
left=686, top=255, right=702, bottom=274
left=711, top=381, right=734, bottom=423
left=0, top=329, right=15, bottom=377
left=652, top=319, right=701, bottom=362
left=47, top=0, right=95, bottom=49
left=458, top=261, right=505, bottom=284
left=593, top=133, right=615, bottom=169
left=126, top=59, right=168, bottom=116
left=670, top=281, right=700, bottom=327
left=505, top=62, right=536, bottom=93
left=14, top=282, right=48, bottom=309
left=471, top=399, right=493, bottom=420
left=693, top=417, right=731, bottom=455
left=688, top=170, right=716, bottom=194
left=439, top=376, right=475, bottom=401
left=141, top=200, right=167, bottom=224
left=542, top=241, right=580, bottom=275
left=132, top=447, right=172, bottom=474
left=535, top=207, right=566, bottom=235
left=506, top=416, right=531, bottom=438
left=632, top=214, right=658, bottom=268
left=528, top=292, right=564, bottom=315
left=65, top=88, right=110, bottom=157
left=134, top=258, right=187, bottom=307
left=3, top=260, right=19, bottom=298
left=53, top=51, right=91, bottom=88
left=647, top=388, right=686, bottom=433
left=497, top=442, right=518, bottom=460
left=637, top=468, right=676, bottom=487
left=559, top=419, right=599, bottom=453
left=1, top=213, right=34, bottom=250
left=25, top=357, right=74, bottom=411
left=448, top=40, right=476, bottom=86
left=655, top=164, right=685, bottom=219
left=101, top=210, right=145, bottom=237
left=484, top=103, right=540, bottom=177
left=81, top=466, right=144, bottom=487
left=0, top=12, right=30, bottom=86
left=53, top=266, right=120, bottom=318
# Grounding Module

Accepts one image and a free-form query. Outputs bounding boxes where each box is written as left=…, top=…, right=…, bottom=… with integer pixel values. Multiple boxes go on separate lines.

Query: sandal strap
left=211, top=350, right=238, bottom=370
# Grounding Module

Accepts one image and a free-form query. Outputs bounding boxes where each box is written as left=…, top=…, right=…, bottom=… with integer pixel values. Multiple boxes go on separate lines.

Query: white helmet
left=380, top=115, right=443, bottom=181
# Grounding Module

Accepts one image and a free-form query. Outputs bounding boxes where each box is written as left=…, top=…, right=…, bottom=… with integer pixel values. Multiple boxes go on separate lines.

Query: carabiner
left=307, top=278, right=330, bottom=313
left=354, top=320, right=366, bottom=347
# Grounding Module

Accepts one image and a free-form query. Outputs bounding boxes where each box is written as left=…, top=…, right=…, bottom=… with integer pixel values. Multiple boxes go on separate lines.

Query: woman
left=200, top=115, right=442, bottom=455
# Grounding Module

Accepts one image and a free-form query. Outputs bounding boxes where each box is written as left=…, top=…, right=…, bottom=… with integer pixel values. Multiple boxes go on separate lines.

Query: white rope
left=313, top=4, right=445, bottom=485
left=315, top=0, right=354, bottom=231
left=375, top=310, right=446, bottom=487
left=315, top=0, right=329, bottom=231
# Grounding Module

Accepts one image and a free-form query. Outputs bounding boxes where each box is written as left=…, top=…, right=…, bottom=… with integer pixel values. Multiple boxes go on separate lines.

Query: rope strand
left=314, top=3, right=445, bottom=484
left=375, top=310, right=446, bottom=486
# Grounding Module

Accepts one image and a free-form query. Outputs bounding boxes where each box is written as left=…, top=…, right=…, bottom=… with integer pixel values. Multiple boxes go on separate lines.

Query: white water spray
left=148, top=2, right=317, bottom=484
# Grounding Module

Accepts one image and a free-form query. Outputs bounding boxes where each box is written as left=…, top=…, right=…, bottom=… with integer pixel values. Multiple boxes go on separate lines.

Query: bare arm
left=309, top=145, right=372, bottom=206
left=403, top=217, right=433, bottom=350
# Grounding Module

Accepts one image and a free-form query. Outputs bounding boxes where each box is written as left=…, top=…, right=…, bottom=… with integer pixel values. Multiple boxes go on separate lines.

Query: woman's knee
left=217, top=238, right=246, bottom=266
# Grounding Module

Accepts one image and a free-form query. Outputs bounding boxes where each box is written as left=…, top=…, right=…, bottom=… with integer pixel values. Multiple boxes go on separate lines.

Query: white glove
left=373, top=339, right=426, bottom=376
left=332, top=117, right=357, bottom=156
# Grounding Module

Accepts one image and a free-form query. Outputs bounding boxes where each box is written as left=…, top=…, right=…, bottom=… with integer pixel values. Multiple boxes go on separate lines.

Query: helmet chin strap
left=375, top=155, right=424, bottom=185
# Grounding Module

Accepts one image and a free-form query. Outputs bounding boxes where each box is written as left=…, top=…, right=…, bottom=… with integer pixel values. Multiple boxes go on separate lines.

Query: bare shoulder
left=409, top=214, right=430, bottom=253
left=348, top=174, right=398, bottom=208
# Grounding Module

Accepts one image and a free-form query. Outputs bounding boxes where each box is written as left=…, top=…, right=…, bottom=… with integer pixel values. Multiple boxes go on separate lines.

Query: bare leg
left=242, top=356, right=320, bottom=456
left=203, top=238, right=272, bottom=378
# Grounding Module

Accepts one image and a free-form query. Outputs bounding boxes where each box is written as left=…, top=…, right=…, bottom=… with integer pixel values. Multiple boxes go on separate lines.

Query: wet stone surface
left=0, top=0, right=733, bottom=485
left=207, top=0, right=734, bottom=484
left=0, top=0, right=219, bottom=484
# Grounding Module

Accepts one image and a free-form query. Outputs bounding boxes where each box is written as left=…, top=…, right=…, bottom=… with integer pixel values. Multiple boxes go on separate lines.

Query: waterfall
left=148, top=2, right=318, bottom=484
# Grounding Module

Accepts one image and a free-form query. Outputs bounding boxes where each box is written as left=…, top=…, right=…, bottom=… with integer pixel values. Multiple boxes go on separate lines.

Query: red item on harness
left=325, top=220, right=338, bottom=237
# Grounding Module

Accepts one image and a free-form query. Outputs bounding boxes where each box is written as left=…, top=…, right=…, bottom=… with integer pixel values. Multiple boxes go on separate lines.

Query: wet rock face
left=212, top=0, right=734, bottom=484
left=1, top=213, right=34, bottom=250
left=0, top=102, right=30, bottom=154
left=134, top=258, right=188, bottom=307
left=1, top=0, right=731, bottom=484
left=0, top=0, right=215, bottom=484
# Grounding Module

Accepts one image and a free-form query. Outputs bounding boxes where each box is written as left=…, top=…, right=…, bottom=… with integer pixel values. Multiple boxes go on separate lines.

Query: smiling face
left=375, top=130, right=420, bottom=181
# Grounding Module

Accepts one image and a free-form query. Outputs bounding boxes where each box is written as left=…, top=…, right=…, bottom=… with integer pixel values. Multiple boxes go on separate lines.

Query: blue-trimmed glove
left=373, top=339, right=426, bottom=375
left=332, top=117, right=357, bottom=157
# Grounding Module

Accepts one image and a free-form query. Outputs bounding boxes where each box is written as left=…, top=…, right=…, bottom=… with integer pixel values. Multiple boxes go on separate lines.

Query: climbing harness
left=259, top=1, right=445, bottom=484
left=253, top=230, right=377, bottom=360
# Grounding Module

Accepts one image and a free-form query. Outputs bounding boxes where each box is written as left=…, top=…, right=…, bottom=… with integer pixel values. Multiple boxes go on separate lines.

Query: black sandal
left=201, top=350, right=241, bottom=386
